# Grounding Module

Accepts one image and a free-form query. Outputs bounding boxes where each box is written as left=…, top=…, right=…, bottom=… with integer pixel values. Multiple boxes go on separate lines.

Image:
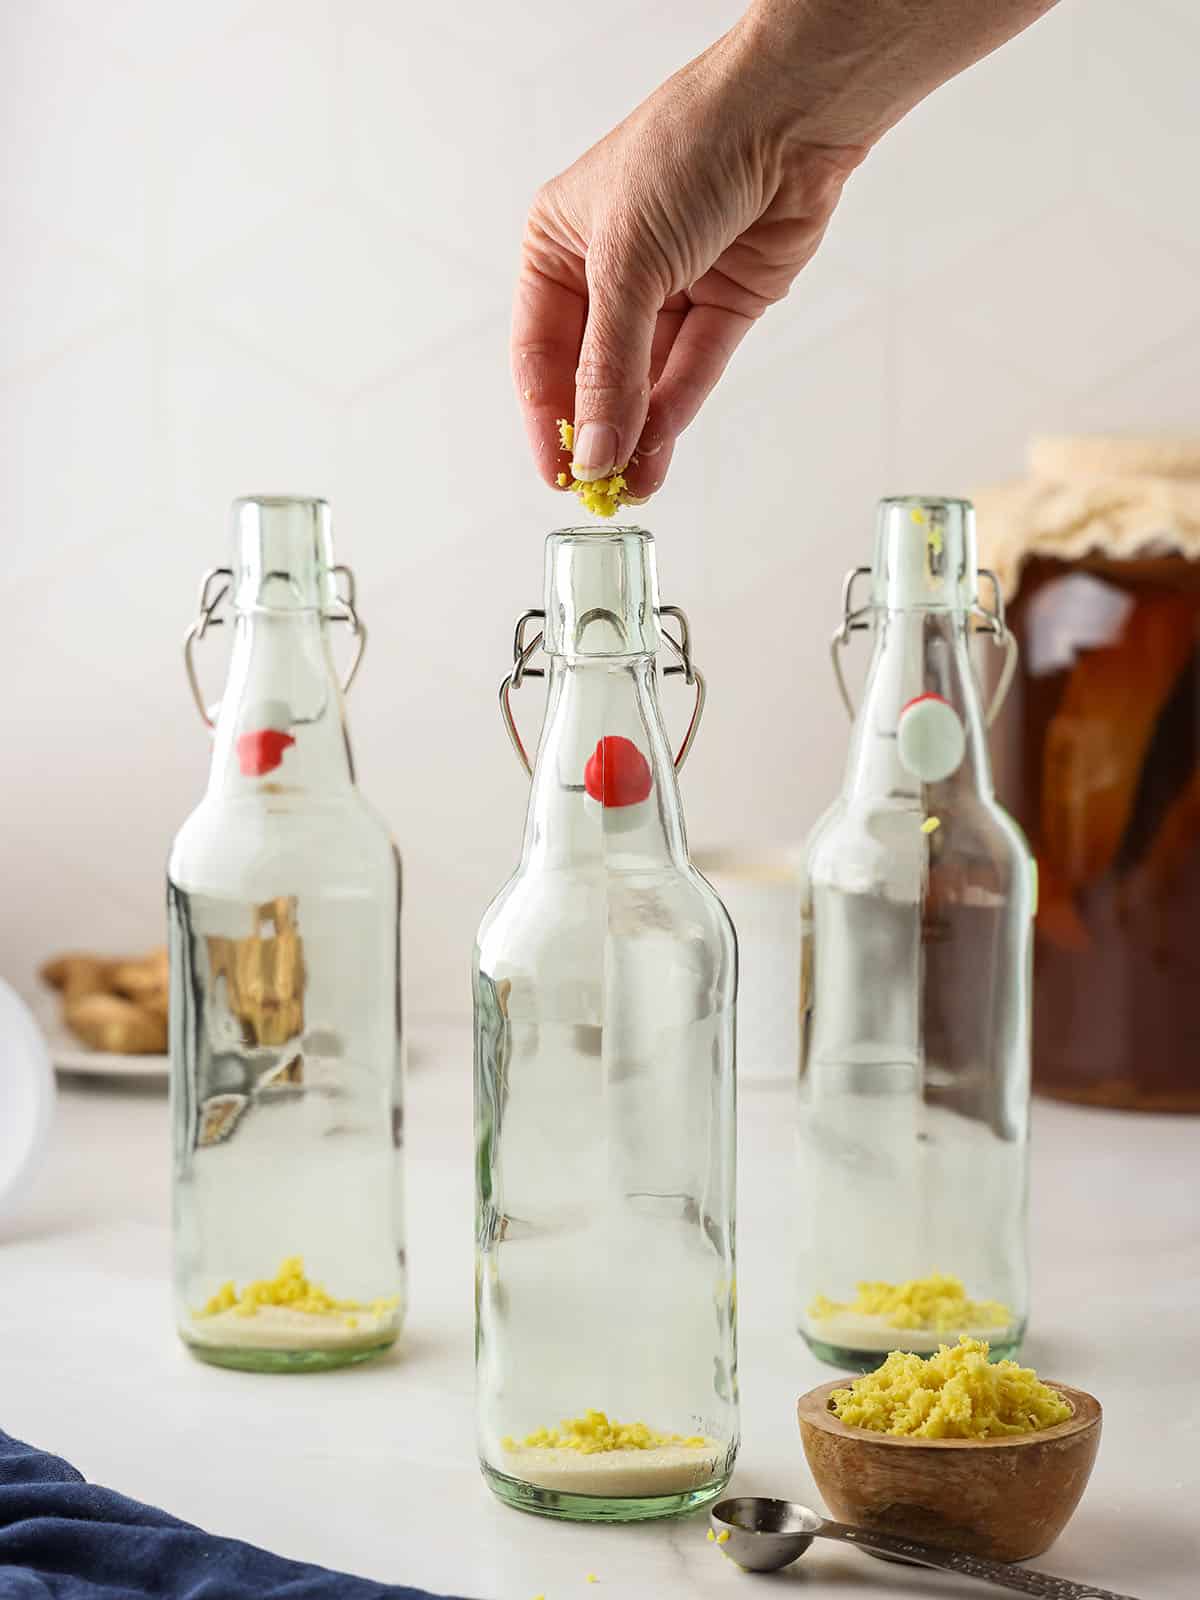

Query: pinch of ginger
left=194, top=1255, right=399, bottom=1323
left=555, top=420, right=628, bottom=518
left=508, top=1409, right=710, bottom=1456
left=809, top=1272, right=1012, bottom=1334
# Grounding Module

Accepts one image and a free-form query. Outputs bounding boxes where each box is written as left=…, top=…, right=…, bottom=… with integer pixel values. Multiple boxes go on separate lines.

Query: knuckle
left=574, top=353, right=648, bottom=405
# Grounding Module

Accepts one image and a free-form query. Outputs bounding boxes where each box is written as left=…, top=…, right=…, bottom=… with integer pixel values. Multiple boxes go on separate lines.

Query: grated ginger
left=502, top=1409, right=709, bottom=1455
left=556, top=420, right=629, bottom=518
left=195, top=1255, right=399, bottom=1327
left=830, top=1336, right=1073, bottom=1439
left=809, top=1272, right=1012, bottom=1334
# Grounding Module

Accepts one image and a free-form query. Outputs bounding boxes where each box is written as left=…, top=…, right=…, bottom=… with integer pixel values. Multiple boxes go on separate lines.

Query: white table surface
left=1, top=1023, right=1195, bottom=1600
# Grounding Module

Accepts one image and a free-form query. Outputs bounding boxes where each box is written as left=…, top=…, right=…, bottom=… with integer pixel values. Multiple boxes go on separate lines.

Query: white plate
left=0, top=980, right=56, bottom=1210
left=32, top=988, right=168, bottom=1080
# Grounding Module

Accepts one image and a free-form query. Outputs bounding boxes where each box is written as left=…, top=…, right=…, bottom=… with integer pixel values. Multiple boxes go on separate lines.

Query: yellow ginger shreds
left=829, top=1336, right=1074, bottom=1440
left=202, top=1281, right=239, bottom=1315
left=716, top=1531, right=731, bottom=1546
left=706, top=1529, right=716, bottom=1543
left=921, top=816, right=941, bottom=834
left=195, top=1256, right=400, bottom=1321
left=510, top=1410, right=710, bottom=1455
left=809, top=1271, right=1012, bottom=1333
left=555, top=419, right=629, bottom=519
left=574, top=473, right=627, bottom=518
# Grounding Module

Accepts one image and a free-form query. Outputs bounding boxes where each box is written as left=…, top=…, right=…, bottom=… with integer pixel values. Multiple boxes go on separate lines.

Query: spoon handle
left=818, top=1522, right=1140, bottom=1600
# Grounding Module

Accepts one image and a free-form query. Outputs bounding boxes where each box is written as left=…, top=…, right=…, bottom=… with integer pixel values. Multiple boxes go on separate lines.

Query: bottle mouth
left=871, top=495, right=979, bottom=611
left=548, top=524, right=651, bottom=540
left=544, top=525, right=661, bottom=657
left=878, top=494, right=973, bottom=514
left=232, top=495, right=338, bottom=612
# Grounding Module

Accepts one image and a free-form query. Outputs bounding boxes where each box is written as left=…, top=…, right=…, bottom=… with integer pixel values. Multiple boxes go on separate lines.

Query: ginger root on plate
left=41, top=946, right=168, bottom=1054
left=39, top=953, right=116, bottom=1003
left=110, top=948, right=168, bottom=1002
left=64, top=993, right=167, bottom=1054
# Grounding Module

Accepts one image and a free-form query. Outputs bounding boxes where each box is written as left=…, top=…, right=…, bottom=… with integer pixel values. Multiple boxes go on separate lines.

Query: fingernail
left=570, top=422, right=618, bottom=482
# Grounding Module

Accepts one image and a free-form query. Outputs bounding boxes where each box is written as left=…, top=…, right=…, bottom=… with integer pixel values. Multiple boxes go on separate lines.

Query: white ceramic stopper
left=897, top=694, right=966, bottom=782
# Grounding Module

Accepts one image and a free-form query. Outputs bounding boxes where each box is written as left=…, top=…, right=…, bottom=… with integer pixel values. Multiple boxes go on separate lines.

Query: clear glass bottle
left=169, top=496, right=404, bottom=1372
left=798, top=497, right=1033, bottom=1369
left=474, top=527, right=738, bottom=1522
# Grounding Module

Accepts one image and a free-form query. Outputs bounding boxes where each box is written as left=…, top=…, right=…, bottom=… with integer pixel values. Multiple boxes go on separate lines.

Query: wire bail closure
left=829, top=565, right=1017, bottom=727
left=182, top=563, right=367, bottom=729
left=498, top=603, right=707, bottom=778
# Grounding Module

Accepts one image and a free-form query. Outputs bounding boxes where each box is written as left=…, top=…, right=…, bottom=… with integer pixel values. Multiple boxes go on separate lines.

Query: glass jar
left=473, top=527, right=738, bottom=1522
left=798, top=497, right=1033, bottom=1370
left=996, top=554, right=1200, bottom=1109
left=169, top=496, right=404, bottom=1371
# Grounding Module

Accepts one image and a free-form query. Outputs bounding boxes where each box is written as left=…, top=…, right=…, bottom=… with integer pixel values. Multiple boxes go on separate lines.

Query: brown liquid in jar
left=995, top=556, right=1200, bottom=1111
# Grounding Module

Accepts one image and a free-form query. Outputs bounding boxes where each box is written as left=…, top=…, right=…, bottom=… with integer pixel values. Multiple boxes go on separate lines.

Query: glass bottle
left=474, top=527, right=738, bottom=1522
left=169, top=496, right=404, bottom=1372
left=798, top=497, right=1033, bottom=1370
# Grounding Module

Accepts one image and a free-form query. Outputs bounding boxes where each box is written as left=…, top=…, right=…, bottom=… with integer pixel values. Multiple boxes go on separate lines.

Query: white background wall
left=4, top=0, right=1199, bottom=1019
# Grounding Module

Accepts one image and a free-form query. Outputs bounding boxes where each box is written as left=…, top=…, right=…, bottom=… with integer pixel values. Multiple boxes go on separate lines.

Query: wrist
left=732, top=0, right=1059, bottom=147
left=727, top=0, right=900, bottom=149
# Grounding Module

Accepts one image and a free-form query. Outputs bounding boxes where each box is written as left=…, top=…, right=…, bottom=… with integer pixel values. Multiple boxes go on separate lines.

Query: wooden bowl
left=798, top=1378, right=1101, bottom=1562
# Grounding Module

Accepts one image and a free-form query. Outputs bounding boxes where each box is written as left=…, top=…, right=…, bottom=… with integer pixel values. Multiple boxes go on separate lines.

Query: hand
left=512, top=22, right=866, bottom=500
left=512, top=0, right=1059, bottom=502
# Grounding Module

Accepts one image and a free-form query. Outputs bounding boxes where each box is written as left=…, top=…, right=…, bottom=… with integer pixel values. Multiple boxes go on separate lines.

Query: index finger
left=511, top=259, right=586, bottom=490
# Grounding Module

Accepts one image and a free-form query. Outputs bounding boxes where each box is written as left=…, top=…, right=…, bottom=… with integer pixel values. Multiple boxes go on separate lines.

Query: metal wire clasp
left=829, top=565, right=1017, bottom=726
left=498, top=604, right=707, bottom=778
left=182, top=563, right=367, bottom=729
left=971, top=569, right=1018, bottom=728
left=829, top=566, right=873, bottom=719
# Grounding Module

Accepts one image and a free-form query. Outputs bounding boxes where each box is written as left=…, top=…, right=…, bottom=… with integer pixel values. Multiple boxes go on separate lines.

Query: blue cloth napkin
left=0, top=1429, right=474, bottom=1599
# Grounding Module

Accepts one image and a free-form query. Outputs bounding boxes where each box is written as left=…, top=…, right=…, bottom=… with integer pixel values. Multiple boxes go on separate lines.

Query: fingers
left=649, top=296, right=688, bottom=387
left=623, top=302, right=755, bottom=498
left=570, top=233, right=665, bottom=482
left=624, top=436, right=675, bottom=504
left=512, top=258, right=587, bottom=490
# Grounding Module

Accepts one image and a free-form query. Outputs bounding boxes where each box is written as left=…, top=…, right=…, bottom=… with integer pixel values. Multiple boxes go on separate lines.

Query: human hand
left=512, top=20, right=867, bottom=501
left=513, top=0, right=1059, bottom=503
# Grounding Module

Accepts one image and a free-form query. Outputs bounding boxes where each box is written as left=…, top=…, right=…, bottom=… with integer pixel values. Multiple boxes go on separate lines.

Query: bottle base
left=183, top=1335, right=396, bottom=1374
left=481, top=1461, right=731, bottom=1523
left=801, top=1331, right=1025, bottom=1372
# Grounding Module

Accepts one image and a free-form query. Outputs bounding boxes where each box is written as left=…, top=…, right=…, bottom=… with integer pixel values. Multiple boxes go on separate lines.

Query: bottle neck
left=844, top=609, right=992, bottom=804
left=522, top=657, right=688, bottom=870
left=207, top=609, right=355, bottom=799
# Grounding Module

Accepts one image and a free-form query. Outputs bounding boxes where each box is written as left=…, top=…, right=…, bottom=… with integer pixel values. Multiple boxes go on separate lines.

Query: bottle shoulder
left=805, top=793, right=1033, bottom=910
left=169, top=788, right=397, bottom=895
left=476, top=858, right=735, bottom=966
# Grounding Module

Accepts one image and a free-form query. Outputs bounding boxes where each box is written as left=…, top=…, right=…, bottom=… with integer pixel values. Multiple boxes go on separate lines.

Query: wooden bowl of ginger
left=797, top=1339, right=1102, bottom=1563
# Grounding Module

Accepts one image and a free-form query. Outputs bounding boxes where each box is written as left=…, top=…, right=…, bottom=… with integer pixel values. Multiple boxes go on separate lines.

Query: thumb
left=571, top=233, right=662, bottom=481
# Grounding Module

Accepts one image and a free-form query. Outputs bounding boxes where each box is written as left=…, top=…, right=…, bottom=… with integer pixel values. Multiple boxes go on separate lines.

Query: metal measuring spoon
left=709, top=1499, right=1140, bottom=1599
